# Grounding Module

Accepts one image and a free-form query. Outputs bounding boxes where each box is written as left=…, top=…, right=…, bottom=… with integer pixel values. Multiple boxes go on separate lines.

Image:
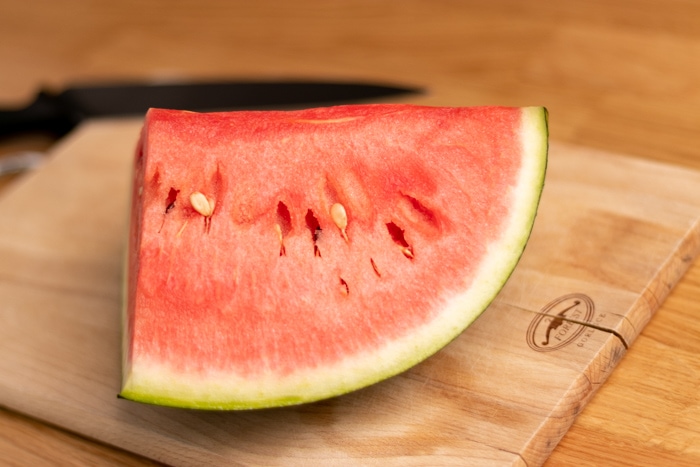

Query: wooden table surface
left=1, top=1, right=698, bottom=465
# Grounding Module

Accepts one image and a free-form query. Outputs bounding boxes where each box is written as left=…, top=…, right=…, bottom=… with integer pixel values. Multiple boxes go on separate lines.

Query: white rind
left=121, top=107, right=548, bottom=410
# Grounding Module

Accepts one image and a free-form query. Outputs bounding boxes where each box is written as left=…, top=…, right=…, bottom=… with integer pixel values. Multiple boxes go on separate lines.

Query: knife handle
left=0, top=91, right=76, bottom=139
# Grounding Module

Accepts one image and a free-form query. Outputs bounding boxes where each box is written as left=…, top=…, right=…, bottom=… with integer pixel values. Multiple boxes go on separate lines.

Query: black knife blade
left=0, top=80, right=422, bottom=138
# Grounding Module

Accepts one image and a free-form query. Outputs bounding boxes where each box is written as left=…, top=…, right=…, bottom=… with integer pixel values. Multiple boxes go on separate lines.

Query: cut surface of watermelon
left=121, top=104, right=548, bottom=409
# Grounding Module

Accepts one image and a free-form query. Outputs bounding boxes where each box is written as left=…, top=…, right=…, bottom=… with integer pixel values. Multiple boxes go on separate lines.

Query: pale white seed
left=274, top=223, right=286, bottom=256
left=190, top=192, right=214, bottom=217
left=274, top=223, right=284, bottom=243
left=330, top=202, right=348, bottom=241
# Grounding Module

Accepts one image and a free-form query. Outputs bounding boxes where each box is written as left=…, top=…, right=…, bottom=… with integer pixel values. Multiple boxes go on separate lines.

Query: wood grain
left=1, top=0, right=699, bottom=465
left=0, top=408, right=161, bottom=467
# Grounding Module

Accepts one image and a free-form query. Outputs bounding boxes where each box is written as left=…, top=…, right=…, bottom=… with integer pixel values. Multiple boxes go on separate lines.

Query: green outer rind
left=120, top=106, right=549, bottom=410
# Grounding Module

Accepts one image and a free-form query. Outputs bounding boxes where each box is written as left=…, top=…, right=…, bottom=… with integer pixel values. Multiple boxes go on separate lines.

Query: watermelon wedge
left=121, top=104, right=548, bottom=410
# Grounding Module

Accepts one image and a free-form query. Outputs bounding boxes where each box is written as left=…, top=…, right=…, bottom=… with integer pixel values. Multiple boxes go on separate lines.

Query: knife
left=0, top=80, right=421, bottom=139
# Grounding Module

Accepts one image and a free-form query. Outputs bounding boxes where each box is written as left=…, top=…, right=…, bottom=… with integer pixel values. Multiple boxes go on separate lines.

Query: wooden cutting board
left=1, top=118, right=698, bottom=466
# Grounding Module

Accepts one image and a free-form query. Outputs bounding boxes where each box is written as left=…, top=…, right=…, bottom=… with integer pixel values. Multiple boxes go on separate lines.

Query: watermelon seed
left=274, top=223, right=286, bottom=256
left=190, top=192, right=214, bottom=217
left=370, top=258, right=381, bottom=277
left=190, top=192, right=215, bottom=232
left=339, top=277, right=349, bottom=295
left=330, top=203, right=349, bottom=242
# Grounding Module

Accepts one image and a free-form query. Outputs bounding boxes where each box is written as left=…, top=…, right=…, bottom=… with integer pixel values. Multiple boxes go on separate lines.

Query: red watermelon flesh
left=121, top=104, right=548, bottom=409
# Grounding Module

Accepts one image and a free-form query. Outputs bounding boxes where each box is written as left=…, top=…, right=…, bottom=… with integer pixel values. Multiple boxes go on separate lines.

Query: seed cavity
left=276, top=201, right=292, bottom=234
left=330, top=202, right=349, bottom=242
left=276, top=202, right=291, bottom=255
left=158, top=187, right=181, bottom=233
left=370, top=258, right=381, bottom=277
left=386, top=221, right=414, bottom=259
left=151, top=168, right=161, bottom=187
left=402, top=193, right=439, bottom=228
left=165, top=187, right=180, bottom=214
left=339, top=277, right=349, bottom=295
left=305, top=209, right=322, bottom=257
left=275, top=201, right=292, bottom=256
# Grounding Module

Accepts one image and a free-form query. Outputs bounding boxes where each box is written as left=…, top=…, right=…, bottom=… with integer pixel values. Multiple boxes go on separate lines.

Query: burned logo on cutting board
left=526, top=293, right=596, bottom=352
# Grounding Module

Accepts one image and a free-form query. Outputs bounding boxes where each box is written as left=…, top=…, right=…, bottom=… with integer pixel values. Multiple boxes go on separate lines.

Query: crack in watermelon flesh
left=121, top=104, right=548, bottom=409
